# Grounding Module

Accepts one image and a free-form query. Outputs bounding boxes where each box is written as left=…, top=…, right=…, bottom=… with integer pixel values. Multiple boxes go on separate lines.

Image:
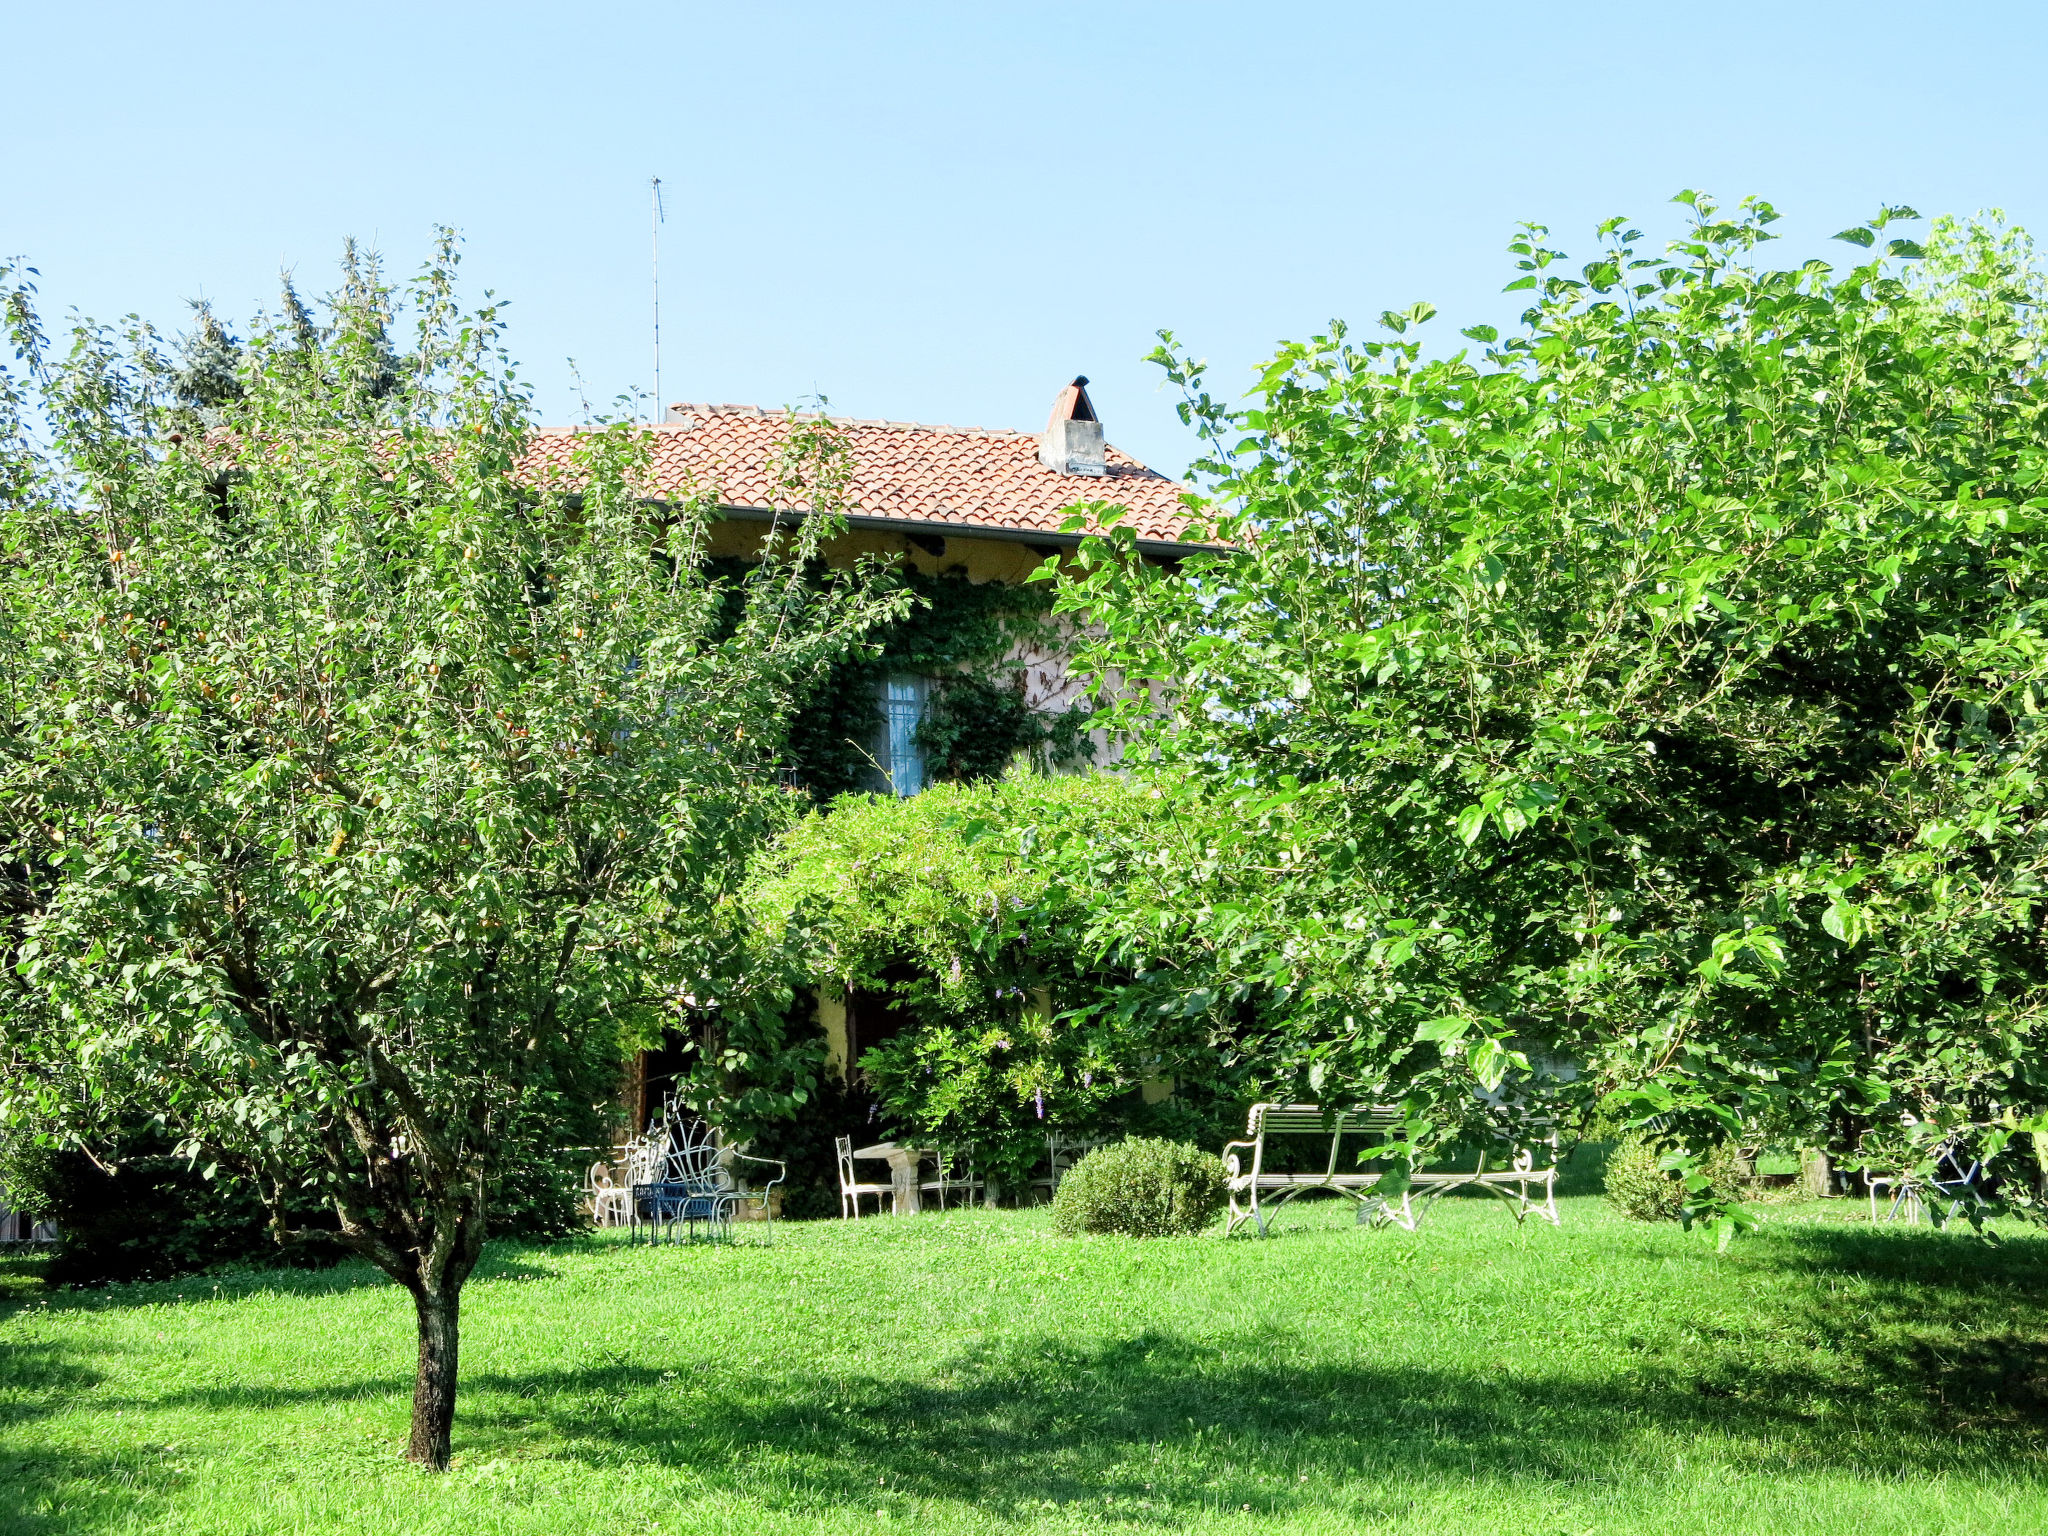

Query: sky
left=8, top=1, right=2048, bottom=478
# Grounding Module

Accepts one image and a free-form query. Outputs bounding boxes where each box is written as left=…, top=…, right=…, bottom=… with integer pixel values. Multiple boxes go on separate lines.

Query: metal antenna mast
left=651, top=175, right=666, bottom=421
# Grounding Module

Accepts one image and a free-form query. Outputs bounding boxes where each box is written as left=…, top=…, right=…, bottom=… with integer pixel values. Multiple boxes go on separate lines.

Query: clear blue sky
left=8, top=1, right=2047, bottom=477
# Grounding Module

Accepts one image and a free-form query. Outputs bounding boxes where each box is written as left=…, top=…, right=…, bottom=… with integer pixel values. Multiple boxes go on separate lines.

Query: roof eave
left=709, top=502, right=1229, bottom=559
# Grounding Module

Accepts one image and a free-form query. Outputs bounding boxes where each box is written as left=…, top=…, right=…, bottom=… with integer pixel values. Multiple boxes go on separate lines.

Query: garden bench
left=1222, top=1102, right=1560, bottom=1236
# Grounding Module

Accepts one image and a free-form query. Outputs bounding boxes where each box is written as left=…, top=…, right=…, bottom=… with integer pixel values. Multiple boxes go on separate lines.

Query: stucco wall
left=706, top=514, right=1098, bottom=728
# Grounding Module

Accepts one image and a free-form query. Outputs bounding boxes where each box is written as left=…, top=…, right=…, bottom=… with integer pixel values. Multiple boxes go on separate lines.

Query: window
left=876, top=674, right=929, bottom=796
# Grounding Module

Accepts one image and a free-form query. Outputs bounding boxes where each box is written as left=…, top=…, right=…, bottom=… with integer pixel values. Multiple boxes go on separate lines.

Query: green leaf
left=1468, top=1035, right=1525, bottom=1093
left=1821, top=900, right=1865, bottom=946
left=1833, top=227, right=1877, bottom=248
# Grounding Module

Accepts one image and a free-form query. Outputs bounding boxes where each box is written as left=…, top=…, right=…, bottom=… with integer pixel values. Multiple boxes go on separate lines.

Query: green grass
left=2, top=1192, right=2045, bottom=1535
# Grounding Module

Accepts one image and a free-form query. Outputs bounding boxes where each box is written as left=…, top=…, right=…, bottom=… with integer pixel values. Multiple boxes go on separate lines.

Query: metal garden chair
left=630, top=1115, right=784, bottom=1244
left=1031, top=1132, right=1107, bottom=1201
left=1868, top=1139, right=1987, bottom=1225
left=585, top=1159, right=630, bottom=1227
left=835, top=1134, right=892, bottom=1218
left=920, top=1147, right=985, bottom=1210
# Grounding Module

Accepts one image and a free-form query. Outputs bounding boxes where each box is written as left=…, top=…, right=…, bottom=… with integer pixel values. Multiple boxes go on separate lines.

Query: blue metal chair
left=629, top=1115, right=784, bottom=1244
left=1868, top=1137, right=1987, bottom=1226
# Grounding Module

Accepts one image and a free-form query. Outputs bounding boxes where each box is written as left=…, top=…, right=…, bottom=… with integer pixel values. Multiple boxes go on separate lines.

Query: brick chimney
left=1038, top=376, right=1106, bottom=477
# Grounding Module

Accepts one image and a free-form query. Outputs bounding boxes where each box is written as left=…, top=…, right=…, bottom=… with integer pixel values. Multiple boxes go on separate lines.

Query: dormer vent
left=1039, top=376, right=1107, bottom=477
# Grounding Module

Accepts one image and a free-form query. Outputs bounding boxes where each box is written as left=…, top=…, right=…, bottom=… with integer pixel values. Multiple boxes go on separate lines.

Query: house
left=530, top=376, right=1202, bottom=796
left=539, top=378, right=1207, bottom=1124
left=0, top=1195, right=55, bottom=1244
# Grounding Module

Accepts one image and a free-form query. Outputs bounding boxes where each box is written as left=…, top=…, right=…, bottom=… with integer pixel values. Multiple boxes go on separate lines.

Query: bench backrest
left=1246, top=1103, right=1402, bottom=1139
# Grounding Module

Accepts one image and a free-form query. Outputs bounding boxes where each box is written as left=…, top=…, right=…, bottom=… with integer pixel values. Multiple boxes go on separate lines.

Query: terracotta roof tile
left=522, top=402, right=1205, bottom=547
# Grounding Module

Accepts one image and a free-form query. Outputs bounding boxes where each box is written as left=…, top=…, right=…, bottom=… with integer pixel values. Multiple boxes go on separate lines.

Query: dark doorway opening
left=845, top=960, right=922, bottom=1088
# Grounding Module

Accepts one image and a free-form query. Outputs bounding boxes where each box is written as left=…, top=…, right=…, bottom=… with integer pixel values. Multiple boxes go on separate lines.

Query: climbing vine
left=724, top=776, right=1233, bottom=1195
left=779, top=563, right=1091, bottom=799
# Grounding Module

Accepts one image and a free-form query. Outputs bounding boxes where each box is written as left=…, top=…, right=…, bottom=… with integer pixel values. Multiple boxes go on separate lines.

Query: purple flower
left=1035, top=1089, right=1046, bottom=1119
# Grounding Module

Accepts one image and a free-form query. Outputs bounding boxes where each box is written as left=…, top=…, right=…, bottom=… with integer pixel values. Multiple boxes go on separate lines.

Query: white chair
left=623, top=1131, right=668, bottom=1188
left=835, top=1134, right=893, bottom=1218
left=920, top=1148, right=985, bottom=1210
left=586, top=1160, right=630, bottom=1227
left=1032, top=1132, right=1107, bottom=1200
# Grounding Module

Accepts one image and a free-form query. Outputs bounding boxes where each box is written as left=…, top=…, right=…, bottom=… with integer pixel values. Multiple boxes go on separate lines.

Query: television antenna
left=650, top=175, right=666, bottom=422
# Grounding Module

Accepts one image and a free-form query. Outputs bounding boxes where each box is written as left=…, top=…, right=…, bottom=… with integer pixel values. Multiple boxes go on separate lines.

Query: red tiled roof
left=524, top=403, right=1205, bottom=548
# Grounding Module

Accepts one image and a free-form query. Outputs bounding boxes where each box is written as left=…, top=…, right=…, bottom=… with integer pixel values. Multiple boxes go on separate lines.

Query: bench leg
left=1225, top=1187, right=1252, bottom=1237
left=1358, top=1188, right=1419, bottom=1231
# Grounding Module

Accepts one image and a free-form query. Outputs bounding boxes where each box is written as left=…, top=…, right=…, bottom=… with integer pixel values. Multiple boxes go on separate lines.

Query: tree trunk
left=1800, top=1148, right=1833, bottom=1199
left=406, top=1283, right=462, bottom=1469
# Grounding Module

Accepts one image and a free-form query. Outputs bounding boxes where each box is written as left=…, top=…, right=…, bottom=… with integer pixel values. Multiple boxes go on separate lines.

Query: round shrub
left=1604, top=1133, right=1748, bottom=1221
left=1050, top=1137, right=1228, bottom=1237
left=1604, top=1134, right=1686, bottom=1221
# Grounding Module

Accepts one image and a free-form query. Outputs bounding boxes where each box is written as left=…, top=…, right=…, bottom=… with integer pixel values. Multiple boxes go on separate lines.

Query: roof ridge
left=664, top=402, right=1035, bottom=439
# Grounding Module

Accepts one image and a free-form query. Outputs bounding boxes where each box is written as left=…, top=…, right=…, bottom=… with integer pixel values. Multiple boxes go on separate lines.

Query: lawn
left=1, top=1190, right=2044, bottom=1535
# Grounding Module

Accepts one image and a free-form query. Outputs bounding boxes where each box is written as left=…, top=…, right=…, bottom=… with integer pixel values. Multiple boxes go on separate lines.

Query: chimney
left=1039, top=376, right=1106, bottom=477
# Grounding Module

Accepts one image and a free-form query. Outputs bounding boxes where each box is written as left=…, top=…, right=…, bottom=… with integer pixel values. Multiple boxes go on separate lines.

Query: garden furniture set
left=607, top=1113, right=785, bottom=1244
left=834, top=1137, right=983, bottom=1216
left=833, top=1130, right=1106, bottom=1217
left=608, top=1100, right=2001, bottom=1240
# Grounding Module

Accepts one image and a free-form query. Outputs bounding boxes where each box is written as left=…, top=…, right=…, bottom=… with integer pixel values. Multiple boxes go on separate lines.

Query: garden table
left=851, top=1142, right=933, bottom=1215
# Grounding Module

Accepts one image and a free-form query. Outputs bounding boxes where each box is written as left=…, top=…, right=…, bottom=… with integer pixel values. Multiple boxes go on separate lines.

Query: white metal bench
left=1222, top=1102, right=1560, bottom=1236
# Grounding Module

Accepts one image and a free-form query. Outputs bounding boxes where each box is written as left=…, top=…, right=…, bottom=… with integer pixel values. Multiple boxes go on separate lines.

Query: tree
left=0, top=238, right=898, bottom=1465
left=1041, top=198, right=2048, bottom=1232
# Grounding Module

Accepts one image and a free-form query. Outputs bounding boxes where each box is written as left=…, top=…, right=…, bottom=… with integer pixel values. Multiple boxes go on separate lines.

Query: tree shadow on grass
left=456, top=1317, right=2047, bottom=1519
left=9, top=1223, right=2046, bottom=1529
left=0, top=1337, right=104, bottom=1431
left=1731, top=1221, right=2048, bottom=1436
left=0, top=1444, right=175, bottom=1536
left=456, top=1218, right=2048, bottom=1519
left=0, top=1245, right=558, bottom=1319
left=127, top=1285, right=2048, bottom=1528
left=0, top=1340, right=163, bottom=1536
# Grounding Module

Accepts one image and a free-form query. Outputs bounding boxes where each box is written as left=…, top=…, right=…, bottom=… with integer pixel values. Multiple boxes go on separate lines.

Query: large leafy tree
left=0, top=241, right=895, bottom=1465
left=1043, top=199, right=2048, bottom=1227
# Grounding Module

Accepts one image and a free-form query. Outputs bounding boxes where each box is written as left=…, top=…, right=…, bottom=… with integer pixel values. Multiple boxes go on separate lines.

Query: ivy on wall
left=774, top=561, right=1090, bottom=799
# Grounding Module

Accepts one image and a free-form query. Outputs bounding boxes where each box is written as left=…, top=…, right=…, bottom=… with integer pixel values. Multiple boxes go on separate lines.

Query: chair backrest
left=1047, top=1133, right=1106, bottom=1176
left=1932, top=1140, right=1985, bottom=1184
left=835, top=1134, right=859, bottom=1191
left=1048, top=1132, right=1106, bottom=1154
left=938, top=1148, right=977, bottom=1186
left=624, top=1133, right=666, bottom=1186
left=664, top=1117, right=729, bottom=1191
